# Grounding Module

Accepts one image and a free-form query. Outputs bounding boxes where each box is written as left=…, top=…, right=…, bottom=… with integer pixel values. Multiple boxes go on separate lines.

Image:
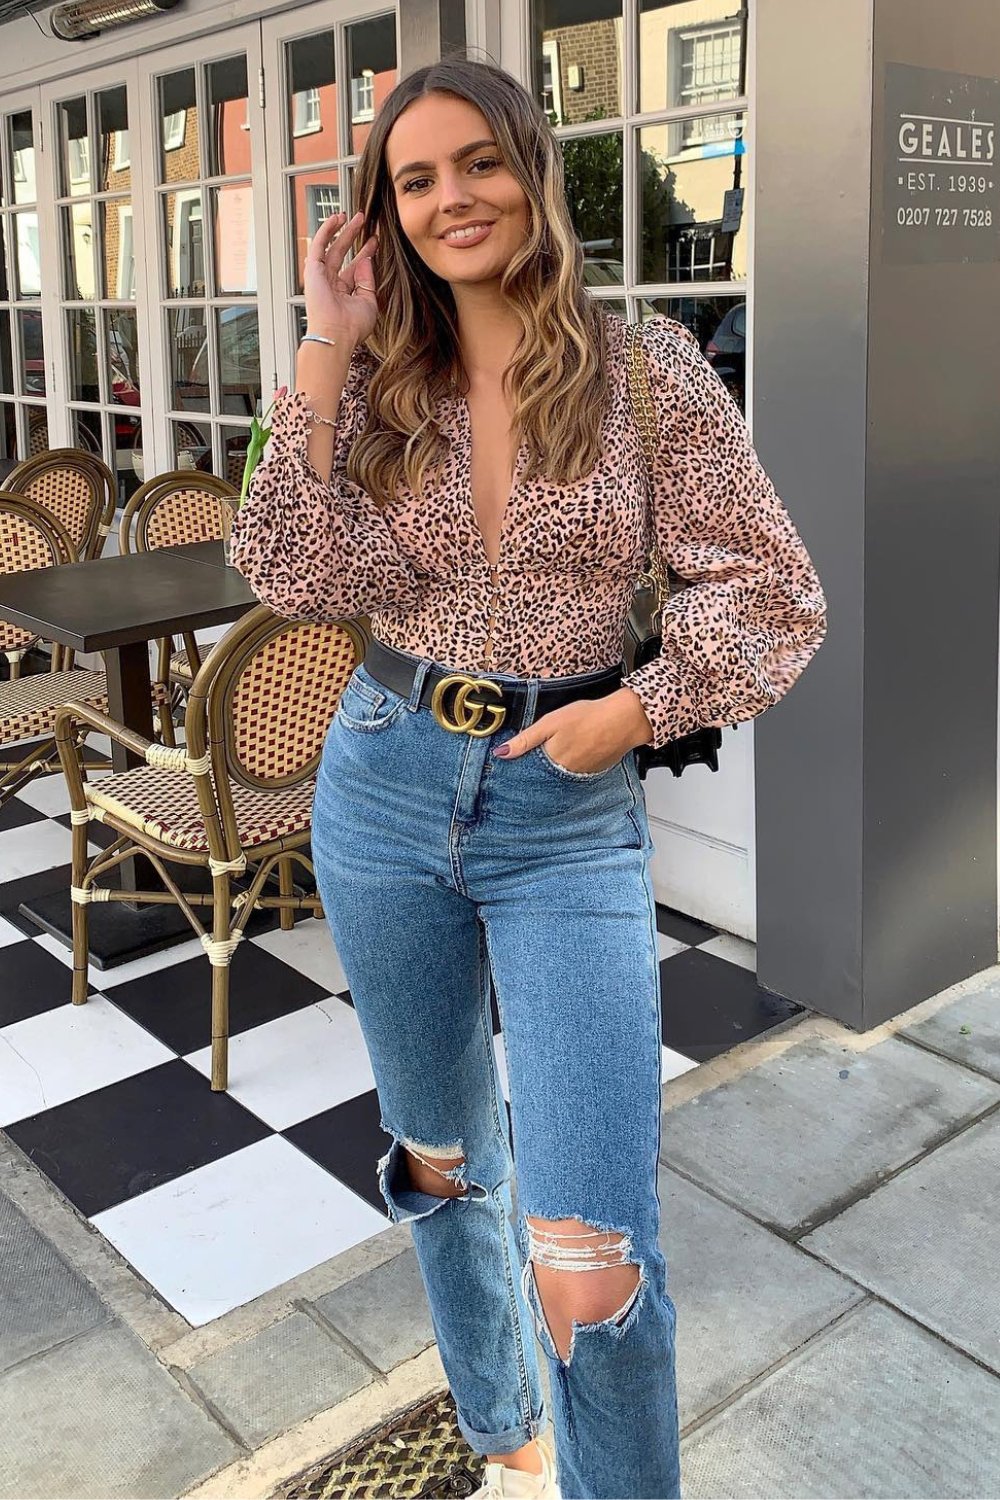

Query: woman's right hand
left=303, top=210, right=379, bottom=349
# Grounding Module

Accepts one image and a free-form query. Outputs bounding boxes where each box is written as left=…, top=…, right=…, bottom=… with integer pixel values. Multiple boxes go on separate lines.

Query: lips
left=440, top=220, right=496, bottom=241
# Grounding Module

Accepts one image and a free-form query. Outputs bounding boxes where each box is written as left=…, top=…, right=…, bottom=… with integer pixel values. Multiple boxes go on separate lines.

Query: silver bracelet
left=300, top=333, right=338, bottom=347
left=303, top=406, right=337, bottom=427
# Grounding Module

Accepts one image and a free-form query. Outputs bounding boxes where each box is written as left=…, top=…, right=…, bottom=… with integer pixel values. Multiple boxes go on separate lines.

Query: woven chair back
left=119, top=471, right=238, bottom=555
left=0, top=493, right=75, bottom=656
left=4, top=450, right=108, bottom=561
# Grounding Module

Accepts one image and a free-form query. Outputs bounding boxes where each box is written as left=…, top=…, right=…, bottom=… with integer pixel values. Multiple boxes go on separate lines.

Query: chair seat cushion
left=1, top=669, right=108, bottom=743
left=85, top=765, right=316, bottom=853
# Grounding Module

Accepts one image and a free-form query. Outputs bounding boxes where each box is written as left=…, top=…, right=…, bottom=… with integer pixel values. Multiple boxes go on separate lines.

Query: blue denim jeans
left=311, top=642, right=682, bottom=1500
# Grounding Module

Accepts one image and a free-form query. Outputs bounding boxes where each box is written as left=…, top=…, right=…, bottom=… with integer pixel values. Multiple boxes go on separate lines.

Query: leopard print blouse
left=229, top=310, right=827, bottom=750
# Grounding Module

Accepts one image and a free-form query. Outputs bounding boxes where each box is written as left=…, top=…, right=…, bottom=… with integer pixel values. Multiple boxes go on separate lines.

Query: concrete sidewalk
left=3, top=970, right=1000, bottom=1499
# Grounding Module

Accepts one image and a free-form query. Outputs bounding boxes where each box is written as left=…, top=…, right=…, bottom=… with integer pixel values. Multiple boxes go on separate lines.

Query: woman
left=230, top=56, right=827, bottom=1500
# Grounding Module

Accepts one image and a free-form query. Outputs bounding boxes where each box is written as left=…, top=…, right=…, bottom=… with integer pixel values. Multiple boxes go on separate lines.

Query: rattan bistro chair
left=118, top=471, right=240, bottom=744
left=0, top=494, right=112, bottom=805
left=5, top=448, right=116, bottom=566
left=55, top=606, right=365, bottom=1091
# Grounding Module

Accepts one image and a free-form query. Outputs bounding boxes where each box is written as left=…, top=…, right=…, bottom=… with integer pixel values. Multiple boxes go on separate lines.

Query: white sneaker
left=470, top=1430, right=560, bottom=1499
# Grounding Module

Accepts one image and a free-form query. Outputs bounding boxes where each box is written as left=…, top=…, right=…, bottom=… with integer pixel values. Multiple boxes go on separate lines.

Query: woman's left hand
left=492, top=688, right=653, bottom=774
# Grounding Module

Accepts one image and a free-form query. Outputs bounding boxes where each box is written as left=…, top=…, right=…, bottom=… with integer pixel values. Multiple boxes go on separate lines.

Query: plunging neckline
left=455, top=391, right=529, bottom=574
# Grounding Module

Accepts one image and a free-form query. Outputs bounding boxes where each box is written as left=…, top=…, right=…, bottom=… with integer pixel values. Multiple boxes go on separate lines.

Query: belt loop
left=522, top=676, right=539, bottom=730
left=408, top=656, right=432, bottom=712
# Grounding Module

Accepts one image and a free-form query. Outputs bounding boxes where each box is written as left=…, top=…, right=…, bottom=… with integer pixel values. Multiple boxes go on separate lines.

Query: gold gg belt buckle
left=430, top=673, right=507, bottom=736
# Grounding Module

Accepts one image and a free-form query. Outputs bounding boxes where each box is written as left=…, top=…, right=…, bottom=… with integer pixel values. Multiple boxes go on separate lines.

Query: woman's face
left=384, top=93, right=530, bottom=286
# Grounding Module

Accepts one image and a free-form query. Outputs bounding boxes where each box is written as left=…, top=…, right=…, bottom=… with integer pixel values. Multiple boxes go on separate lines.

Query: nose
left=436, top=162, right=475, bottom=216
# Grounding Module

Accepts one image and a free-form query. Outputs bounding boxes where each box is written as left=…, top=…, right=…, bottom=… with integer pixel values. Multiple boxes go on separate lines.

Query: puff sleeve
left=620, top=316, right=827, bottom=751
left=228, top=343, right=422, bottom=621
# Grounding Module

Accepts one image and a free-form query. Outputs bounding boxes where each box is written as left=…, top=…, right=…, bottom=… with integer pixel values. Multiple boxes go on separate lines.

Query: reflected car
left=705, top=302, right=746, bottom=405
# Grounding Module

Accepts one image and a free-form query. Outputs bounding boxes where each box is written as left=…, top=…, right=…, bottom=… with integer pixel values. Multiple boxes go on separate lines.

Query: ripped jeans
left=311, top=642, right=681, bottom=1500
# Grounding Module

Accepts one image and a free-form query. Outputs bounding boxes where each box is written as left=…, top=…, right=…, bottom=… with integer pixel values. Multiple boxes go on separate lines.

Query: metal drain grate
left=273, top=1389, right=484, bottom=1499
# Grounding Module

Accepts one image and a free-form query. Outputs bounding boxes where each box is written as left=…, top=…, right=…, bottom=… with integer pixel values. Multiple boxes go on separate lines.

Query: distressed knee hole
left=520, top=1215, right=645, bottom=1364
left=376, top=1133, right=489, bottom=1224
left=400, top=1140, right=468, bottom=1196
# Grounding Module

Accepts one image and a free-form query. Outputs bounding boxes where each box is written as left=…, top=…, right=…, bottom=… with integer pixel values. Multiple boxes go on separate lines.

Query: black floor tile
left=285, top=1088, right=392, bottom=1218
left=0, top=940, right=93, bottom=1026
left=0, top=864, right=75, bottom=937
left=5, top=1058, right=273, bottom=1218
left=0, top=797, right=46, bottom=834
left=107, top=941, right=333, bottom=1055
left=656, top=905, right=719, bottom=948
left=660, top=946, right=801, bottom=1061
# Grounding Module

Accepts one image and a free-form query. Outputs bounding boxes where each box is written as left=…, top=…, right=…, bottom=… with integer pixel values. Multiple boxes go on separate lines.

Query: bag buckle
left=430, top=673, right=506, bottom=736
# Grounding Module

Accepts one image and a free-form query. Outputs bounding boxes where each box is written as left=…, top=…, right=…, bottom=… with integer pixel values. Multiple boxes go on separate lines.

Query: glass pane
left=292, top=303, right=307, bottom=344
left=7, top=110, right=36, bottom=206
left=72, top=408, right=104, bottom=456
left=347, top=15, right=396, bottom=156
left=98, top=199, right=136, bottom=298
left=562, top=132, right=623, bottom=285
left=531, top=0, right=624, bottom=126
left=0, top=222, right=8, bottom=299
left=113, top=413, right=143, bottom=502
left=287, top=32, right=336, bottom=165
left=159, top=70, right=198, bottom=184
left=216, top=305, right=260, bottom=418
left=639, top=0, right=745, bottom=117
left=172, top=417, right=212, bottom=471
left=17, top=308, right=45, bottom=396
left=0, top=400, right=15, bottom=462
left=207, top=55, right=249, bottom=177
left=220, top=424, right=250, bottom=489
left=638, top=111, right=747, bottom=282
left=62, top=203, right=96, bottom=299
left=290, top=170, right=341, bottom=293
left=0, top=309, right=12, bottom=394
left=66, top=308, right=99, bottom=401
left=163, top=189, right=205, bottom=296
left=166, top=306, right=209, bottom=412
left=13, top=212, right=41, bottom=297
left=643, top=293, right=746, bottom=410
left=106, top=307, right=140, bottom=406
left=211, top=183, right=255, bottom=294
left=58, top=96, right=90, bottom=197
left=26, top=405, right=48, bottom=457
left=97, top=85, right=130, bottom=193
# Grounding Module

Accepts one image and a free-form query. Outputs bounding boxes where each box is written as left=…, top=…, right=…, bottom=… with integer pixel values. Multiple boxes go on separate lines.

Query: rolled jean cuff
left=454, top=1403, right=550, bottom=1456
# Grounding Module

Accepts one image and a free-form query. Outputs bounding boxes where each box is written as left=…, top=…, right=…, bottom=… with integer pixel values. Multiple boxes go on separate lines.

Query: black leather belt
left=363, top=635, right=624, bottom=738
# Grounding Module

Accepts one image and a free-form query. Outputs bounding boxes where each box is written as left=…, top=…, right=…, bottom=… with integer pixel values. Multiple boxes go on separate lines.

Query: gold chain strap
left=624, top=321, right=669, bottom=633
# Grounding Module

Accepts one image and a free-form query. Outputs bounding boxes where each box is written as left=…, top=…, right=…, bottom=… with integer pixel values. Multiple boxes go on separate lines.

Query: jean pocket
left=534, top=742, right=624, bottom=781
left=335, top=668, right=409, bottom=733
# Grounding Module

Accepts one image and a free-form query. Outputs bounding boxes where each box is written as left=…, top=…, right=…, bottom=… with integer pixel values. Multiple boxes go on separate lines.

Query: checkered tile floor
left=0, top=762, right=801, bottom=1329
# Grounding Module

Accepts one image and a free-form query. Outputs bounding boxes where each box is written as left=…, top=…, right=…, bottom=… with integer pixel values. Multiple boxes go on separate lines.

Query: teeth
left=444, top=224, right=489, bottom=241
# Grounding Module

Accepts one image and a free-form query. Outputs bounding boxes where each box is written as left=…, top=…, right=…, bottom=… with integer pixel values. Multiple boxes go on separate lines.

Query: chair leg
left=210, top=871, right=232, bottom=1091
left=278, top=856, right=294, bottom=932
left=157, top=697, right=177, bottom=747
left=5, top=650, right=25, bottom=681
left=71, top=821, right=90, bottom=1006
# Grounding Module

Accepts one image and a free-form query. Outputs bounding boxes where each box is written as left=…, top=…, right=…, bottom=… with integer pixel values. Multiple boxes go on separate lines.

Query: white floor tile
left=661, top=1045, right=698, bottom=1084
left=0, top=995, right=174, bottom=1126
left=183, top=999, right=376, bottom=1130
left=250, top=919, right=349, bottom=996
left=657, top=931, right=689, bottom=962
left=33, top=930, right=205, bottom=990
left=92, top=1134, right=390, bottom=1326
left=0, top=916, right=24, bottom=948
left=11, top=776, right=74, bottom=819
left=0, top=820, right=101, bottom=881
left=699, top=932, right=757, bottom=972
left=492, top=1033, right=510, bottom=1101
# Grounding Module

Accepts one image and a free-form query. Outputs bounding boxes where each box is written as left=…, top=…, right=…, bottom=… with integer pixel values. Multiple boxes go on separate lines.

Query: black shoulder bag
left=622, top=320, right=723, bottom=781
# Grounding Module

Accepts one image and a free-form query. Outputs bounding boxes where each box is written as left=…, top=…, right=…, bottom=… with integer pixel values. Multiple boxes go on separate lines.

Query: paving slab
left=0, top=1319, right=238, bottom=1498
left=0, top=1188, right=110, bottom=1374
left=186, top=1311, right=374, bottom=1448
left=803, top=1109, right=1000, bottom=1374
left=680, top=1299, right=1000, bottom=1498
left=312, top=1246, right=438, bottom=1372
left=655, top=1167, right=863, bottom=1427
left=662, top=1034, right=999, bottom=1232
left=899, top=979, right=1000, bottom=1080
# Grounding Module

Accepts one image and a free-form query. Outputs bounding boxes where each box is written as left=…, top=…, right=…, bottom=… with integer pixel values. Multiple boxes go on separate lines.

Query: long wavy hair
left=348, top=55, right=614, bottom=508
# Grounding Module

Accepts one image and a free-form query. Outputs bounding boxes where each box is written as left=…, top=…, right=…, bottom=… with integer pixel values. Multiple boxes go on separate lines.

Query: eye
left=401, top=156, right=501, bottom=193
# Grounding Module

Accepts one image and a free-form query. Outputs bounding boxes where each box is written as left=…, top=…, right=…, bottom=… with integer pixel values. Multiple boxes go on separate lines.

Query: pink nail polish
left=493, top=744, right=510, bottom=757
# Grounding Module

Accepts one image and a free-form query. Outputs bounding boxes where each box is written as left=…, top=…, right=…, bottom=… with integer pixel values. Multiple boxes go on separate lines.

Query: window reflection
left=8, top=112, right=36, bottom=207
left=638, top=0, right=745, bottom=118
left=159, top=70, right=198, bottom=184
left=17, top=309, right=45, bottom=396
left=287, top=32, right=336, bottom=164
left=207, top=56, right=250, bottom=178
left=97, top=86, right=130, bottom=193
left=563, top=132, right=624, bottom=285
left=346, top=15, right=396, bottom=155
left=533, top=0, right=624, bottom=125
left=59, top=97, right=90, bottom=197
left=638, top=111, right=747, bottom=282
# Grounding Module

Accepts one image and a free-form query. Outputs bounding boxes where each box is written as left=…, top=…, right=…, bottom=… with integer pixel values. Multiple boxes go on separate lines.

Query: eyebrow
left=391, top=139, right=498, bottom=184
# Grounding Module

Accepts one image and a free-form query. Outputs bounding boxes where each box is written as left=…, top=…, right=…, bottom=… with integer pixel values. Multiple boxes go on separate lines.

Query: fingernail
left=493, top=744, right=510, bottom=757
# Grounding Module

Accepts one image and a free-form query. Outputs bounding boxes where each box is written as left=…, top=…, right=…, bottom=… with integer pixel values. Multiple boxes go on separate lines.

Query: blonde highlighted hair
left=348, top=55, right=614, bottom=507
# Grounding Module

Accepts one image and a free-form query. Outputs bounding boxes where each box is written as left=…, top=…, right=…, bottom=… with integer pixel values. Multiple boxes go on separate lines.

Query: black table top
left=158, top=540, right=230, bottom=567
left=0, top=548, right=257, bottom=652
